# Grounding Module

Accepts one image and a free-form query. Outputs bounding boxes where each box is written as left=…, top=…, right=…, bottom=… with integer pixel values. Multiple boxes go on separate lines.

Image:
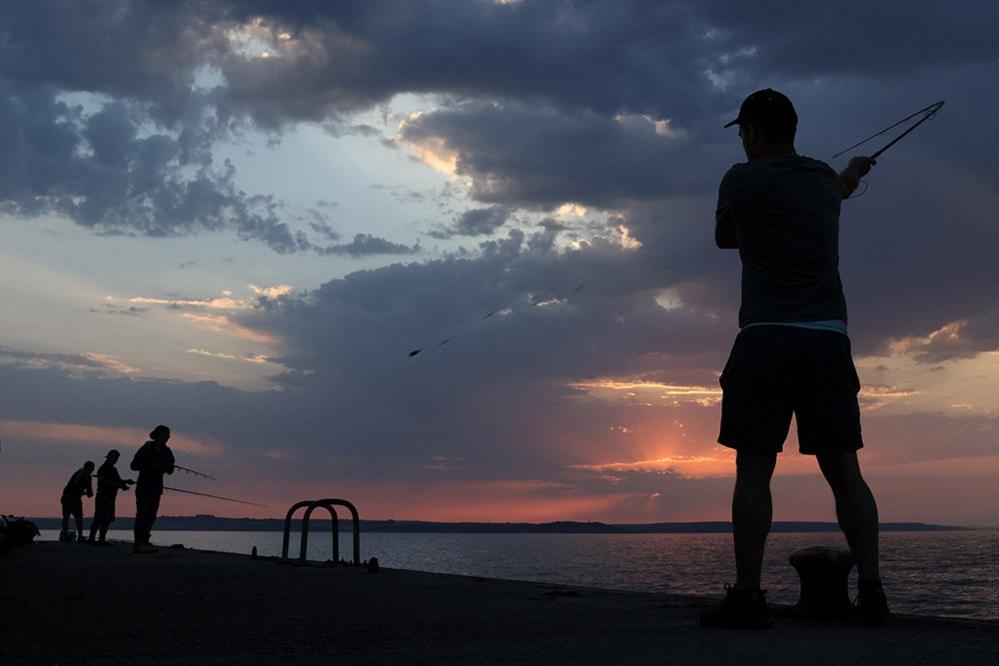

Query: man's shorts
left=93, top=495, right=116, bottom=523
left=60, top=495, right=83, bottom=518
left=718, top=325, right=863, bottom=455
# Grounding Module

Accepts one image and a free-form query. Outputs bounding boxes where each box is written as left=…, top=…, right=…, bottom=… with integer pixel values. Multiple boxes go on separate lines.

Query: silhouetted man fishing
left=59, top=460, right=94, bottom=543
left=88, top=449, right=134, bottom=545
left=130, top=425, right=175, bottom=554
left=701, top=89, right=889, bottom=628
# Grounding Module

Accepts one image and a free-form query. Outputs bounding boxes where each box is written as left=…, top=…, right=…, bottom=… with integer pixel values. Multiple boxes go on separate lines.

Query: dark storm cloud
left=0, top=0, right=311, bottom=253
left=300, top=207, right=415, bottom=257
left=0, top=91, right=309, bottom=251
left=307, top=219, right=341, bottom=242
left=0, top=1, right=223, bottom=121
left=0, top=346, right=132, bottom=375
left=3, top=2, right=996, bottom=256
left=400, top=101, right=704, bottom=209
left=315, top=233, right=420, bottom=258
left=211, top=0, right=711, bottom=127
left=694, top=2, right=998, bottom=80
left=428, top=206, right=512, bottom=239
left=0, top=2, right=391, bottom=254
left=213, top=1, right=996, bottom=126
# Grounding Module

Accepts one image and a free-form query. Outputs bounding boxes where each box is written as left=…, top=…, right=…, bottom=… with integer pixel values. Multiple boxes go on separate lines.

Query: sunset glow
left=0, top=1, right=996, bottom=529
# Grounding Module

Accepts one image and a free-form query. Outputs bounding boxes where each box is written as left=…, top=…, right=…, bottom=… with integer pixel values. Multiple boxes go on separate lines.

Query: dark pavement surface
left=1, top=541, right=997, bottom=664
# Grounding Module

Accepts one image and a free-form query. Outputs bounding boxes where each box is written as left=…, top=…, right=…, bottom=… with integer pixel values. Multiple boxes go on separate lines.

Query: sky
left=1, top=1, right=997, bottom=525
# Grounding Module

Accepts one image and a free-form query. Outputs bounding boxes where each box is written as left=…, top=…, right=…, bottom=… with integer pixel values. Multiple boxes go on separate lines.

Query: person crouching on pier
left=89, top=449, right=134, bottom=545
left=130, top=425, right=175, bottom=554
left=60, top=460, right=95, bottom=543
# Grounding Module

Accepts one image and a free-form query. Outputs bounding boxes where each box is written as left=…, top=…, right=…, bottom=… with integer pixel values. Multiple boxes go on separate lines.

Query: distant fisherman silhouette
left=701, top=89, right=889, bottom=628
left=89, top=449, right=134, bottom=545
left=130, top=425, right=175, bottom=554
left=60, top=460, right=94, bottom=543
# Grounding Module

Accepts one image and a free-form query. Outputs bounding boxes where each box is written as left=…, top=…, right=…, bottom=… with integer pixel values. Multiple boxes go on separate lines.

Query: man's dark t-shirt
left=62, top=467, right=93, bottom=499
left=716, top=155, right=847, bottom=328
left=96, top=461, right=127, bottom=499
left=130, top=441, right=175, bottom=496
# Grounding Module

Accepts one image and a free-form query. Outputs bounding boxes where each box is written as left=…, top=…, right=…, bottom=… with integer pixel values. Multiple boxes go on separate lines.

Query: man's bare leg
left=816, top=451, right=880, bottom=580
left=733, top=450, right=778, bottom=590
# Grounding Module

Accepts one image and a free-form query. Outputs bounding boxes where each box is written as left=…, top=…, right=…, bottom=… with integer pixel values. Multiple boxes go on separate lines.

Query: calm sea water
left=40, top=529, right=998, bottom=621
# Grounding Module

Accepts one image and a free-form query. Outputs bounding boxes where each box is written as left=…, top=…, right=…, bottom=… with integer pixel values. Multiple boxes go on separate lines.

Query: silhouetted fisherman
left=130, top=425, right=175, bottom=554
left=59, top=461, right=94, bottom=543
left=88, top=449, right=134, bottom=545
left=701, top=89, right=889, bottom=629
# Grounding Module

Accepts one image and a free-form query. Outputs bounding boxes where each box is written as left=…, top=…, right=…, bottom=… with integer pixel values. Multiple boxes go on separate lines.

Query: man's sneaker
left=854, top=579, right=891, bottom=627
left=699, top=585, right=774, bottom=629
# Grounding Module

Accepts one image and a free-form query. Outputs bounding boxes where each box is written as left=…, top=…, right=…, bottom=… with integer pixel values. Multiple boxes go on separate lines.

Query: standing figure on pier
left=701, top=89, right=889, bottom=628
left=59, top=460, right=95, bottom=543
left=130, top=425, right=175, bottom=554
left=88, top=449, right=134, bottom=545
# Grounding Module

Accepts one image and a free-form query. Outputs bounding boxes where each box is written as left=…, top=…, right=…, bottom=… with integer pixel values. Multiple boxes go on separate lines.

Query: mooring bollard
left=788, top=546, right=855, bottom=619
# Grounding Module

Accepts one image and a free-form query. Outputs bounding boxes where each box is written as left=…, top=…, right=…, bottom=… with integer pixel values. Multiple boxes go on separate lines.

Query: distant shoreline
left=26, top=515, right=973, bottom=533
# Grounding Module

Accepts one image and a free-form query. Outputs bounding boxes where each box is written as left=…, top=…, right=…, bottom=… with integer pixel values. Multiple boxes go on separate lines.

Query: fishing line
left=834, top=100, right=944, bottom=201
left=163, top=486, right=267, bottom=508
left=833, top=100, right=945, bottom=160
left=844, top=179, right=870, bottom=201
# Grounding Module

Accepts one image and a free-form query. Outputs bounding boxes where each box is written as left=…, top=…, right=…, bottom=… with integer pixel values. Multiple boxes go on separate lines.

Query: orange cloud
left=858, top=384, right=918, bottom=410
left=129, top=295, right=249, bottom=310
left=568, top=454, right=732, bottom=477
left=0, top=348, right=138, bottom=376
left=1, top=420, right=223, bottom=457
left=80, top=352, right=139, bottom=374
left=248, top=283, right=293, bottom=299
left=403, top=133, right=459, bottom=175
left=186, top=348, right=274, bottom=365
left=568, top=378, right=722, bottom=406
left=124, top=283, right=293, bottom=311
left=180, top=312, right=276, bottom=345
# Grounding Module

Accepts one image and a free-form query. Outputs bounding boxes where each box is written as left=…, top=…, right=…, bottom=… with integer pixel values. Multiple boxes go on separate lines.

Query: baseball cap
left=724, top=88, right=798, bottom=129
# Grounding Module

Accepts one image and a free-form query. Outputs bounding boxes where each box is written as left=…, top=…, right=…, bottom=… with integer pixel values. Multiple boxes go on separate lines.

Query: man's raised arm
left=838, top=156, right=876, bottom=200
left=715, top=169, right=738, bottom=249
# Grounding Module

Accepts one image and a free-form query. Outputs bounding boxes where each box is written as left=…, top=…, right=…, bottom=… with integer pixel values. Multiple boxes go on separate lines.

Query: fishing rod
left=173, top=464, right=216, bottom=481
left=92, top=463, right=215, bottom=483
left=407, top=280, right=587, bottom=357
left=164, top=486, right=267, bottom=508
left=833, top=100, right=945, bottom=160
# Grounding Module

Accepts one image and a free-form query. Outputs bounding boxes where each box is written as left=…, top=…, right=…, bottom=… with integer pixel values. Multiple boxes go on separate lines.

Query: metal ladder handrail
left=281, top=498, right=362, bottom=565
left=301, top=502, right=339, bottom=564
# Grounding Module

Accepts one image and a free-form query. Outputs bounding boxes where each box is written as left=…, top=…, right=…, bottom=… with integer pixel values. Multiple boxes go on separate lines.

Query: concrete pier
left=1, top=541, right=996, bottom=664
